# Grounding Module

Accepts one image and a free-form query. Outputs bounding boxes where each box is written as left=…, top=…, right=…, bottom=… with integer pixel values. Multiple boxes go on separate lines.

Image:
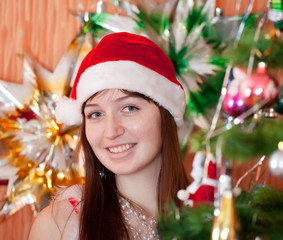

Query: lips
left=108, top=143, right=135, bottom=153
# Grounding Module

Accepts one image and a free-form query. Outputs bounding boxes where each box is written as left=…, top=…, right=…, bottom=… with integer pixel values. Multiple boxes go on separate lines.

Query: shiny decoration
left=240, top=62, right=279, bottom=108
left=211, top=173, right=242, bottom=240
left=223, top=91, right=248, bottom=118
left=223, top=78, right=249, bottom=117
left=0, top=32, right=91, bottom=222
left=253, top=107, right=278, bottom=119
left=269, top=149, right=283, bottom=177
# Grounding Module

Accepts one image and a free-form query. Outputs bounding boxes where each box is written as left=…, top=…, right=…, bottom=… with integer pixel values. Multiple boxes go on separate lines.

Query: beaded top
left=57, top=185, right=160, bottom=240
left=119, top=196, right=159, bottom=240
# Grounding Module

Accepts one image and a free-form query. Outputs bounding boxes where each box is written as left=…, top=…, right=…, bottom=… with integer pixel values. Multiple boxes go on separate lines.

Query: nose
left=103, top=114, right=125, bottom=139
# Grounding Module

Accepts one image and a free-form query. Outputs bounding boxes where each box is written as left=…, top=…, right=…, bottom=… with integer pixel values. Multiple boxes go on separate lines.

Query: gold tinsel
left=0, top=33, right=93, bottom=222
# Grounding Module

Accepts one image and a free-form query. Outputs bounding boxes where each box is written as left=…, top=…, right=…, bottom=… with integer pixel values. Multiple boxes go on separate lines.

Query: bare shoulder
left=28, top=197, right=80, bottom=240
left=28, top=202, right=62, bottom=240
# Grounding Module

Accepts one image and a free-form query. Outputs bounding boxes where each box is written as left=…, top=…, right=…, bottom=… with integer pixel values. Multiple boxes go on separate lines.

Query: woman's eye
left=123, top=105, right=139, bottom=112
left=88, top=112, right=102, bottom=119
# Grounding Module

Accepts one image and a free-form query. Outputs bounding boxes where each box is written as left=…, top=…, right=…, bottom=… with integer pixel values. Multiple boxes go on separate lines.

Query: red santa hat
left=55, top=32, right=186, bottom=126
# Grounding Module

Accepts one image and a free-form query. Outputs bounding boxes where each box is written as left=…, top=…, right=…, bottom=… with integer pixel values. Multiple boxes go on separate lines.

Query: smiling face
left=83, top=89, right=163, bottom=176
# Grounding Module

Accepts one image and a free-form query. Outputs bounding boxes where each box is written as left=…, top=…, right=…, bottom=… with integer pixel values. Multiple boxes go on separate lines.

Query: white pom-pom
left=55, top=96, right=82, bottom=125
left=177, top=189, right=189, bottom=201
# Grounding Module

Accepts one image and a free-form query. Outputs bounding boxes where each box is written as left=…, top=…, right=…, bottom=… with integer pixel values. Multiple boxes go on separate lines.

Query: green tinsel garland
left=137, top=3, right=226, bottom=117
left=185, top=67, right=226, bottom=117
left=83, top=13, right=109, bottom=38
left=158, top=187, right=283, bottom=240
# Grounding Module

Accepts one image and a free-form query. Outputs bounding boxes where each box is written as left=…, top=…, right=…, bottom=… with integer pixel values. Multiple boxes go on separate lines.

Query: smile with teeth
left=108, top=144, right=135, bottom=153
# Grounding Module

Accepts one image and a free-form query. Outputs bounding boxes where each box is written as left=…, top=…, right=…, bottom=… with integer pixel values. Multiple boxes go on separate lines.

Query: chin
left=112, top=169, right=135, bottom=176
left=109, top=165, right=138, bottom=176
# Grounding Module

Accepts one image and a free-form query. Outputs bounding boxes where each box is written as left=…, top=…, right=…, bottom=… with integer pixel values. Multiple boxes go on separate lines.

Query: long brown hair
left=79, top=91, right=189, bottom=240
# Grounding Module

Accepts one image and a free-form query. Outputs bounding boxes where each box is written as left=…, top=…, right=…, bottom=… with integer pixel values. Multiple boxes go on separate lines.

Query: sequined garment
left=119, top=196, right=160, bottom=240
left=54, top=185, right=160, bottom=240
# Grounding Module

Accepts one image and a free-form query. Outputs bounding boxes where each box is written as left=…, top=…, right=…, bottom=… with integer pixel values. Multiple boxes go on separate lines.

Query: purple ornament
left=223, top=92, right=249, bottom=117
left=223, top=79, right=249, bottom=117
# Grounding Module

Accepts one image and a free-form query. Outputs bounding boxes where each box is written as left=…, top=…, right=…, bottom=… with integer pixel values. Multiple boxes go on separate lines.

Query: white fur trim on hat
left=55, top=61, right=185, bottom=126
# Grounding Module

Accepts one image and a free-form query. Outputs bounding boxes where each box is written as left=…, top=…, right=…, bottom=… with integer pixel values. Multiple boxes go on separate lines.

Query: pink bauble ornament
left=241, top=62, right=279, bottom=107
left=223, top=78, right=249, bottom=117
left=269, top=150, right=283, bottom=177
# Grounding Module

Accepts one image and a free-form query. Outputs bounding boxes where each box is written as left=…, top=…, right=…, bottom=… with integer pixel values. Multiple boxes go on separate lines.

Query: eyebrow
left=84, top=95, right=139, bottom=108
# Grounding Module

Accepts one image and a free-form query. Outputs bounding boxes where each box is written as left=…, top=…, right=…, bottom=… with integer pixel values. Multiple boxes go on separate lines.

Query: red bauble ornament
left=223, top=77, right=249, bottom=117
left=240, top=62, right=279, bottom=107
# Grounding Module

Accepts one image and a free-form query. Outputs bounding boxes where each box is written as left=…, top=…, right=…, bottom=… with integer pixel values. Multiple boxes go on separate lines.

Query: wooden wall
left=0, top=0, right=269, bottom=84
left=216, top=0, right=268, bottom=16
left=0, top=0, right=280, bottom=240
left=0, top=183, right=34, bottom=240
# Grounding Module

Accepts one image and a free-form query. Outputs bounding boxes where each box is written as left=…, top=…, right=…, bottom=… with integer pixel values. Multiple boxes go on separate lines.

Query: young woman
left=28, top=32, right=189, bottom=240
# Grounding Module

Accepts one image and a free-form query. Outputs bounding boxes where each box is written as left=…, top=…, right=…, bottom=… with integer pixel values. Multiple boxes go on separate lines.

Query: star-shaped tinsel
left=0, top=32, right=93, bottom=221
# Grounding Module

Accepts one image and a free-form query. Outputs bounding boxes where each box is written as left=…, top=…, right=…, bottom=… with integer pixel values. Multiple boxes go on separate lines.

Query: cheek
left=85, top=124, right=100, bottom=149
left=133, top=111, right=162, bottom=145
left=151, top=119, right=162, bottom=149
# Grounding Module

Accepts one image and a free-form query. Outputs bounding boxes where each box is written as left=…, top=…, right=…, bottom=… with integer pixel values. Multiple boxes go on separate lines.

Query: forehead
left=86, top=89, right=153, bottom=104
left=87, top=89, right=126, bottom=103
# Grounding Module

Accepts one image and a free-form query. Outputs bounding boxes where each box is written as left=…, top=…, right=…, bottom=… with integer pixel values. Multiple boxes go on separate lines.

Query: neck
left=115, top=156, right=162, bottom=217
